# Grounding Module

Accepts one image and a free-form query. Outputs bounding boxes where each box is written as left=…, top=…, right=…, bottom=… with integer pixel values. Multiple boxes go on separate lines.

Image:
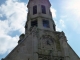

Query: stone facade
left=2, top=0, right=80, bottom=60
left=3, top=27, right=80, bottom=60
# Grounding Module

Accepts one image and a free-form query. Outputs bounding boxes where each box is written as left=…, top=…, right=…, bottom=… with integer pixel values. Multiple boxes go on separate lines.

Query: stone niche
left=18, top=34, right=25, bottom=43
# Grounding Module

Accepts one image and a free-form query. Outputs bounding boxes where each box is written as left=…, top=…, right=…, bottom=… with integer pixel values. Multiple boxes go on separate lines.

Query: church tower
left=3, top=0, right=80, bottom=60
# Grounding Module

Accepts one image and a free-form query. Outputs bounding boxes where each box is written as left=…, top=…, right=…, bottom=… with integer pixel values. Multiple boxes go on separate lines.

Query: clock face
left=46, top=40, right=51, bottom=45
left=41, top=35, right=54, bottom=47
left=46, top=38, right=53, bottom=45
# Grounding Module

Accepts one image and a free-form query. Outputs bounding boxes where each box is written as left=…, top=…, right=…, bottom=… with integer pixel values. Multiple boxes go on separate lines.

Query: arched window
left=53, top=24, right=55, bottom=31
left=41, top=5, right=46, bottom=14
left=31, top=20, right=37, bottom=27
left=33, top=5, right=37, bottom=14
left=43, top=20, right=49, bottom=28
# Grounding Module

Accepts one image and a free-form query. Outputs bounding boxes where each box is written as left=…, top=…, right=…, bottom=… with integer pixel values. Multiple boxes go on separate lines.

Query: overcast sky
left=0, top=0, right=80, bottom=59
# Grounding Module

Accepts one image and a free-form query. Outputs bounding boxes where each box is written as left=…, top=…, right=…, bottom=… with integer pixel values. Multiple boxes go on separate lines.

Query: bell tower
left=24, top=0, right=68, bottom=60
left=25, top=0, right=56, bottom=32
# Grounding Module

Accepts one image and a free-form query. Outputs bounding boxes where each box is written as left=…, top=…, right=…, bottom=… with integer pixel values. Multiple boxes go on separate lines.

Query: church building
left=2, top=0, right=80, bottom=60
